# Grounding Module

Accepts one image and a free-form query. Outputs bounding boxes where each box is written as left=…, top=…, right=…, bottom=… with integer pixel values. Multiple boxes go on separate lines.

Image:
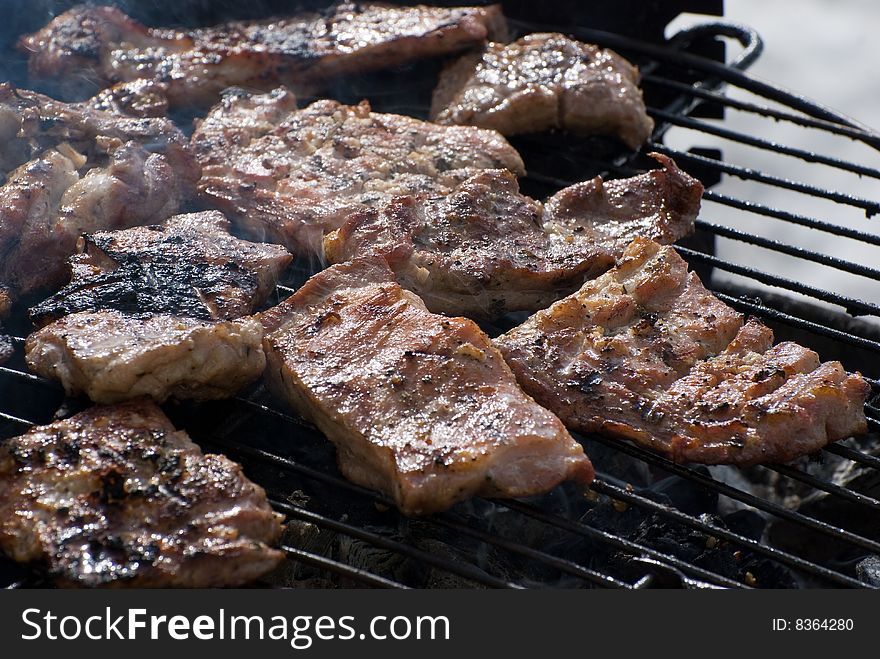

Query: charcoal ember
left=723, top=509, right=766, bottom=541
left=579, top=436, right=653, bottom=487
left=578, top=487, right=796, bottom=588
left=765, top=432, right=880, bottom=563
left=651, top=471, right=718, bottom=516
left=856, top=556, right=880, bottom=587
left=269, top=520, right=338, bottom=589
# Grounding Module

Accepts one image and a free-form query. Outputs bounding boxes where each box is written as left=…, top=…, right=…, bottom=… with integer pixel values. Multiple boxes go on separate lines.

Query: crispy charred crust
left=30, top=211, right=291, bottom=326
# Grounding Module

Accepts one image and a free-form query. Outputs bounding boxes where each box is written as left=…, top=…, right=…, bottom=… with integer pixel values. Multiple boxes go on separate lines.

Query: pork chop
left=261, top=257, right=593, bottom=515
left=495, top=237, right=869, bottom=465
left=431, top=33, right=653, bottom=149
left=21, top=2, right=506, bottom=108
left=26, top=211, right=291, bottom=403
left=0, top=400, right=284, bottom=587
left=192, top=89, right=525, bottom=256
left=324, top=153, right=700, bottom=318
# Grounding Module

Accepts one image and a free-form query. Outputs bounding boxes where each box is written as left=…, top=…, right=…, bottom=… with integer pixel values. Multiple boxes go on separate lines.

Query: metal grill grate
left=2, top=18, right=880, bottom=589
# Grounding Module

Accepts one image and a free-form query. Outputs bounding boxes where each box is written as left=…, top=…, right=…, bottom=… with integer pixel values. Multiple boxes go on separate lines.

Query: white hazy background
left=666, top=0, right=880, bottom=322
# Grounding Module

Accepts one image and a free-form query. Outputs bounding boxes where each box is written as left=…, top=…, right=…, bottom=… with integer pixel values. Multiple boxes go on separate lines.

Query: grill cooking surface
left=2, top=10, right=880, bottom=589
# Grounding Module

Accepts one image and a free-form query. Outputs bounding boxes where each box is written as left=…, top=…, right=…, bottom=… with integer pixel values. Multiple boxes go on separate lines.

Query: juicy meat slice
left=30, top=210, right=292, bottom=326
left=26, top=311, right=266, bottom=404
left=325, top=169, right=614, bottom=318
left=495, top=237, right=870, bottom=465
left=192, top=89, right=525, bottom=256
left=542, top=153, right=702, bottom=254
left=20, top=2, right=506, bottom=108
left=324, top=154, right=700, bottom=318
left=0, top=400, right=284, bottom=587
left=0, top=83, right=198, bottom=314
left=261, top=257, right=593, bottom=515
left=26, top=211, right=290, bottom=403
left=431, top=33, right=654, bottom=149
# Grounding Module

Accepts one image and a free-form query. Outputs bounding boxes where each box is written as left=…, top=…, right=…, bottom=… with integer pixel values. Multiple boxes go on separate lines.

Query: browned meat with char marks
left=20, top=2, right=506, bottom=108
left=495, top=237, right=869, bottom=465
left=26, top=211, right=291, bottom=403
left=431, top=33, right=653, bottom=149
left=325, top=154, right=700, bottom=318
left=261, top=257, right=593, bottom=515
left=0, top=83, right=198, bottom=315
left=0, top=400, right=284, bottom=587
left=192, top=89, right=524, bottom=256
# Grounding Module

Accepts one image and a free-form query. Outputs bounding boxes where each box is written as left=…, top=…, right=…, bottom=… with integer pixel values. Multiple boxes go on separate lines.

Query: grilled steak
left=261, top=257, right=593, bottom=515
left=325, top=153, right=700, bottom=318
left=26, top=211, right=291, bottom=403
left=193, top=89, right=525, bottom=256
left=0, top=83, right=198, bottom=315
left=431, top=33, right=654, bottom=149
left=21, top=2, right=506, bottom=108
left=0, top=400, right=284, bottom=587
left=495, top=238, right=870, bottom=465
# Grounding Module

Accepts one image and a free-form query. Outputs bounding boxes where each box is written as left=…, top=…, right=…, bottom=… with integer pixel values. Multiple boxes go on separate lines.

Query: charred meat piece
left=193, top=89, right=524, bottom=256
left=0, top=400, right=284, bottom=587
left=30, top=210, right=292, bottom=326
left=431, top=33, right=653, bottom=149
left=26, top=211, right=291, bottom=403
left=261, top=257, right=593, bottom=515
left=0, top=83, right=198, bottom=314
left=325, top=154, right=700, bottom=318
left=20, top=2, right=506, bottom=108
left=495, top=238, right=870, bottom=465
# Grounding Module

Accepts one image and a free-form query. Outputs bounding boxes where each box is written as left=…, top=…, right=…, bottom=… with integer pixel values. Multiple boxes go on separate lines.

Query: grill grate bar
left=648, top=107, right=880, bottom=179
left=642, top=74, right=880, bottom=147
left=675, top=245, right=880, bottom=317
left=269, top=498, right=522, bottom=589
left=0, top=411, right=34, bottom=427
left=701, top=191, right=880, bottom=247
left=649, top=143, right=880, bottom=214
left=695, top=219, right=880, bottom=281
left=764, top=464, right=880, bottom=510
left=715, top=292, right=880, bottom=354
left=588, top=434, right=880, bottom=554
left=277, top=543, right=410, bottom=589
left=590, top=478, right=867, bottom=588
left=498, top=499, right=747, bottom=589
left=824, top=444, right=880, bottom=469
